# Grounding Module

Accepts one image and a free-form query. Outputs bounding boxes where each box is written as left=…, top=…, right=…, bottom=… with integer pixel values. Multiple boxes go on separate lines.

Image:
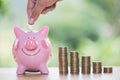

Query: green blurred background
left=0, top=0, right=120, bottom=67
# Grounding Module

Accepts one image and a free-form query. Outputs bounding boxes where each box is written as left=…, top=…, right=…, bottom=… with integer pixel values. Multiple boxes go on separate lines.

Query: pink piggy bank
left=13, top=26, right=52, bottom=75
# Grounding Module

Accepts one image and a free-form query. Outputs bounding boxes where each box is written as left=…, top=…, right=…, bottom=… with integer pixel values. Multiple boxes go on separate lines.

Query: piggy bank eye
left=33, top=37, right=35, bottom=39
left=41, top=40, right=48, bottom=49
left=27, top=37, right=30, bottom=39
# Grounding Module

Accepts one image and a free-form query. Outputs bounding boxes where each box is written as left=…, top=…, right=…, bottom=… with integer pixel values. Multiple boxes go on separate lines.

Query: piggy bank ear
left=38, top=26, right=49, bottom=37
left=14, top=26, right=25, bottom=38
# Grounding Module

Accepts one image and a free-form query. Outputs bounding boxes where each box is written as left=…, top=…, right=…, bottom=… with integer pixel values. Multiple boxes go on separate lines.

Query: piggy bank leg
left=39, top=64, right=49, bottom=74
left=17, top=64, right=26, bottom=75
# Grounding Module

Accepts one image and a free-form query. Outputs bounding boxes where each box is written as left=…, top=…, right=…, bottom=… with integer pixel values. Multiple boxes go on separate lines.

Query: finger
left=41, top=3, right=56, bottom=14
left=27, top=0, right=36, bottom=18
left=41, top=0, right=61, bottom=14
left=29, top=0, right=45, bottom=25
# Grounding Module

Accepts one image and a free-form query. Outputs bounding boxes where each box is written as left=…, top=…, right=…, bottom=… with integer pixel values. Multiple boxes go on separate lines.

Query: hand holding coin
left=27, top=0, right=61, bottom=25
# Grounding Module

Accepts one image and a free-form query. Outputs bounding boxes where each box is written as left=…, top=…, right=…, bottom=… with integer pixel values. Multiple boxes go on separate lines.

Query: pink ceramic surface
left=13, top=26, right=52, bottom=75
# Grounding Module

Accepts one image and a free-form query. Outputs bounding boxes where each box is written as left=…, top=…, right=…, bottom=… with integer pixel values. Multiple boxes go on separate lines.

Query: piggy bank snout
left=25, top=39, right=38, bottom=51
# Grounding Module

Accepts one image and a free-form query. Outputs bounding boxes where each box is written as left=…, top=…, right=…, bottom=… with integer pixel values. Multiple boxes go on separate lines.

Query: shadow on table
left=17, top=74, right=49, bottom=80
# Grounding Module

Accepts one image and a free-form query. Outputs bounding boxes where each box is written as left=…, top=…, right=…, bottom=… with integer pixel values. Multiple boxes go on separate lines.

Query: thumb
left=28, top=1, right=45, bottom=25
left=41, top=3, right=56, bottom=14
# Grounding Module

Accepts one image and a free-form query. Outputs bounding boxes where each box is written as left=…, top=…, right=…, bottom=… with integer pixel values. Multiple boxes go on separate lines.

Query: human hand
left=27, top=0, right=61, bottom=25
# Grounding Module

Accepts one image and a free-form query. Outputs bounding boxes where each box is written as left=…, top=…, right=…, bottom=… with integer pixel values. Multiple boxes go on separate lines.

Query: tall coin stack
left=93, top=62, right=102, bottom=74
left=70, top=51, right=79, bottom=74
left=82, top=56, right=91, bottom=74
left=58, top=47, right=68, bottom=74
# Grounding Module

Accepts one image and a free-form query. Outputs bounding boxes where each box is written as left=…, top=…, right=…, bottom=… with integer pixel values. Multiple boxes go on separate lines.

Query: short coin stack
left=82, top=56, right=91, bottom=74
left=104, top=67, right=112, bottom=73
left=93, top=62, right=102, bottom=74
left=58, top=47, right=68, bottom=74
left=70, top=51, right=79, bottom=74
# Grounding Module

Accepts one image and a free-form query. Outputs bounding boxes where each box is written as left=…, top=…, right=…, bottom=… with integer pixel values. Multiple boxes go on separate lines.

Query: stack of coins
left=58, top=47, right=68, bottom=74
left=93, top=62, right=102, bottom=74
left=104, top=67, right=112, bottom=73
left=70, top=51, right=79, bottom=74
left=81, top=56, right=91, bottom=74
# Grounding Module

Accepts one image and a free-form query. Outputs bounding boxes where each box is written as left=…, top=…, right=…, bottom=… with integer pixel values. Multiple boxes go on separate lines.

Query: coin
left=92, top=62, right=102, bottom=74
left=104, top=67, right=112, bottom=73
left=93, top=62, right=102, bottom=68
left=70, top=51, right=79, bottom=74
left=81, top=56, right=91, bottom=74
left=27, top=24, right=34, bottom=31
left=58, top=47, right=68, bottom=74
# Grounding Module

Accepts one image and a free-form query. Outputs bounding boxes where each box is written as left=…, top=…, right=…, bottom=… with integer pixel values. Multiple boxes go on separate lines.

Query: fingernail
left=29, top=18, right=34, bottom=25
